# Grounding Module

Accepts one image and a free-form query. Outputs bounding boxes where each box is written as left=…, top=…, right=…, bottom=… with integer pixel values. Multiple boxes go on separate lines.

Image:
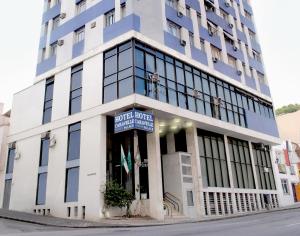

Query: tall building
left=1, top=0, right=281, bottom=221
left=0, top=104, right=10, bottom=208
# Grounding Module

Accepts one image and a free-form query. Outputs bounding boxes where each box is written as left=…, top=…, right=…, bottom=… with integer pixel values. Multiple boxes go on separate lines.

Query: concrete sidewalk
left=1, top=204, right=300, bottom=228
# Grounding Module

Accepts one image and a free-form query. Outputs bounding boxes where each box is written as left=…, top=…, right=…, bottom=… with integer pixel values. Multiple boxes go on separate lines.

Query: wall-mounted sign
left=114, top=109, right=154, bottom=133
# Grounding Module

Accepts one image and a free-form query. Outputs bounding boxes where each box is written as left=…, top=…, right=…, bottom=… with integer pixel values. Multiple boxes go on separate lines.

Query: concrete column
left=224, top=136, right=234, bottom=189
left=186, top=126, right=205, bottom=218
left=248, top=141, right=259, bottom=190
left=147, top=118, right=164, bottom=220
left=166, top=133, right=175, bottom=154
left=115, top=0, right=121, bottom=22
left=134, top=131, right=140, bottom=200
left=191, top=9, right=200, bottom=49
left=219, top=28, right=228, bottom=64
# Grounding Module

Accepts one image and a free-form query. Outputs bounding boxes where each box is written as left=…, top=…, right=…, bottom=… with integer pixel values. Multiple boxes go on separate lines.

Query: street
left=1, top=209, right=300, bottom=236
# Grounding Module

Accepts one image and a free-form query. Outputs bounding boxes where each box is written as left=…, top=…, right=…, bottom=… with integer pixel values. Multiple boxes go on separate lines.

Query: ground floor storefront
left=0, top=100, right=280, bottom=221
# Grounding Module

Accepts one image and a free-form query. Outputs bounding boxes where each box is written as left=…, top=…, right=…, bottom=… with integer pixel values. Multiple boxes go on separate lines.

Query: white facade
left=0, top=104, right=10, bottom=206
left=2, top=0, right=282, bottom=221
left=273, top=141, right=300, bottom=207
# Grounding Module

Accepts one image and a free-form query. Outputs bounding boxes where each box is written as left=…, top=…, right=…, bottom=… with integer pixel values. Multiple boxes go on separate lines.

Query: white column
left=147, top=118, right=164, bottom=220
left=134, top=131, right=140, bottom=200
left=186, top=126, right=205, bottom=218
left=166, top=133, right=175, bottom=154
left=115, top=0, right=121, bottom=22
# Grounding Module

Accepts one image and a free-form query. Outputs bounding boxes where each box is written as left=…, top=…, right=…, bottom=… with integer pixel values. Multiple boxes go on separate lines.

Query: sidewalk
left=1, top=204, right=300, bottom=228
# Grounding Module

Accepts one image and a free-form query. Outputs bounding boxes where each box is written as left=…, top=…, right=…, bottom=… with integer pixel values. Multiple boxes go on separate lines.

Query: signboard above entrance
left=114, top=109, right=154, bottom=133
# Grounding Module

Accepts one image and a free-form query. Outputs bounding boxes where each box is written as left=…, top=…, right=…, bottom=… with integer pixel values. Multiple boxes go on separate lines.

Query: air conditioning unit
left=264, top=167, right=269, bottom=173
left=177, top=11, right=184, bottom=18
left=212, top=57, right=218, bottom=63
left=149, top=72, right=160, bottom=83
left=60, top=13, right=66, bottom=19
left=237, top=70, right=242, bottom=76
left=258, top=143, right=266, bottom=150
left=49, top=134, right=56, bottom=148
left=8, top=142, right=16, bottom=149
left=208, top=30, right=214, bottom=36
left=58, top=40, right=64, bottom=46
left=193, top=89, right=200, bottom=98
left=41, top=131, right=50, bottom=139
left=225, top=1, right=230, bottom=7
left=15, top=151, right=21, bottom=160
left=180, top=39, right=186, bottom=46
left=228, top=23, right=234, bottom=28
left=212, top=97, right=222, bottom=106
left=90, top=21, right=97, bottom=29
left=233, top=45, right=238, bottom=51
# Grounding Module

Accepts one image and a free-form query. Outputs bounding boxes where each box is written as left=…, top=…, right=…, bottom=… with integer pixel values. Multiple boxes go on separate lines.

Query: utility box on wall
left=162, top=152, right=197, bottom=218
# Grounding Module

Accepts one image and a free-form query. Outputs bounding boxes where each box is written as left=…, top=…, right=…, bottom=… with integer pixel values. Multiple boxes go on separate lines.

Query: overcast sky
left=0, top=0, right=299, bottom=111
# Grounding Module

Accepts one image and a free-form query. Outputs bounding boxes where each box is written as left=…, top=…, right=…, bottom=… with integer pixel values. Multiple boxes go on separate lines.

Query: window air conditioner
left=8, top=142, right=16, bottom=149
left=233, top=45, right=238, bottom=51
left=15, top=151, right=21, bottom=160
left=228, top=23, right=234, bottom=28
left=264, top=167, right=269, bottom=173
left=212, top=57, right=218, bottom=63
left=177, top=11, right=184, bottom=18
left=49, top=134, right=56, bottom=147
left=91, top=21, right=97, bottom=29
left=60, top=13, right=66, bottom=19
left=225, top=1, right=230, bottom=7
left=180, top=39, right=186, bottom=46
left=237, top=70, right=242, bottom=76
left=41, top=131, right=50, bottom=139
left=58, top=40, right=64, bottom=46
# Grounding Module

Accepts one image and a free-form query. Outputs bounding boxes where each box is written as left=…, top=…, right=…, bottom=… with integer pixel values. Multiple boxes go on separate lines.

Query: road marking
left=286, top=222, right=300, bottom=227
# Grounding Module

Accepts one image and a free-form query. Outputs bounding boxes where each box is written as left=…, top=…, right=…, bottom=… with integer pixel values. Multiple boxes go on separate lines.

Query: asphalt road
left=1, top=209, right=300, bottom=236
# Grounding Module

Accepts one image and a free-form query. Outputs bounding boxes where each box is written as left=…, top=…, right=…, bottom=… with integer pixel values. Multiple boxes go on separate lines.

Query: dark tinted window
left=67, top=123, right=81, bottom=161
left=69, top=64, right=82, bottom=115
left=40, top=138, right=50, bottom=167
left=65, top=167, right=79, bottom=202
left=36, top=173, right=47, bottom=205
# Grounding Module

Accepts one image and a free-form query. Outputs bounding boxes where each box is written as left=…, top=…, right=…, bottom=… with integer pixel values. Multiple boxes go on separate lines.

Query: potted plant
left=104, top=181, right=135, bottom=217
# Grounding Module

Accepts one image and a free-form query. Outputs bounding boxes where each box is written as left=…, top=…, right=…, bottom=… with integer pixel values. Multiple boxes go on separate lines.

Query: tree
left=275, top=104, right=300, bottom=116
left=103, top=181, right=135, bottom=217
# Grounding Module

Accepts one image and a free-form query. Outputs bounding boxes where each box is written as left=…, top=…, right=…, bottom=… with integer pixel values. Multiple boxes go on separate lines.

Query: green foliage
left=275, top=104, right=300, bottom=116
left=104, top=181, right=135, bottom=217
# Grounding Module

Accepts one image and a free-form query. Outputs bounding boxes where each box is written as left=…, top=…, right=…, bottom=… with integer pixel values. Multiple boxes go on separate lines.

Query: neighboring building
left=2, top=0, right=280, bottom=221
left=277, top=110, right=300, bottom=144
left=273, top=141, right=300, bottom=206
left=0, top=104, right=10, bottom=207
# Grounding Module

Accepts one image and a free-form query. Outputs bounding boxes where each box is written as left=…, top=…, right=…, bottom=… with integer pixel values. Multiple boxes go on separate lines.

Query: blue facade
left=165, top=5, right=194, bottom=32
left=36, top=56, right=56, bottom=76
left=103, top=14, right=141, bottom=42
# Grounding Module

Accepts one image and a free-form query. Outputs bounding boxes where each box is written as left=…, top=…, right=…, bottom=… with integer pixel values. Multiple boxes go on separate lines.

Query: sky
left=0, top=0, right=299, bottom=111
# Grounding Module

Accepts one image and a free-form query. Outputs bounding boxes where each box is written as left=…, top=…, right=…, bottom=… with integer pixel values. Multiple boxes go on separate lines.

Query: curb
left=0, top=205, right=300, bottom=229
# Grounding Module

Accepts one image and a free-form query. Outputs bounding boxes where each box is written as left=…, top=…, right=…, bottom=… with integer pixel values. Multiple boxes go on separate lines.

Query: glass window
left=65, top=167, right=79, bottom=202
left=40, top=138, right=50, bottom=167
left=119, top=77, right=133, bottom=98
left=69, top=64, right=82, bottom=115
left=36, top=173, right=47, bottom=205
left=119, top=49, right=132, bottom=71
left=67, top=123, right=81, bottom=161
left=105, top=10, right=115, bottom=27
left=43, top=78, right=54, bottom=124
left=187, top=191, right=194, bottom=206
left=6, top=148, right=15, bottom=174
left=74, top=27, right=85, bottom=44
left=76, top=0, right=86, bottom=15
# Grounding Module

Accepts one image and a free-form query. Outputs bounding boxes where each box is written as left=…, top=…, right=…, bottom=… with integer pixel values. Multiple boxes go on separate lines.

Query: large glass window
left=103, top=40, right=275, bottom=128
left=228, top=137, right=255, bottom=189
left=36, top=173, right=47, bottom=205
left=65, top=167, right=79, bottom=202
left=6, top=147, right=15, bottom=174
left=43, top=78, right=54, bottom=124
left=252, top=144, right=276, bottom=190
left=67, top=122, right=81, bottom=161
left=103, top=41, right=133, bottom=103
left=39, top=137, right=50, bottom=167
left=69, top=64, right=83, bottom=115
left=198, top=130, right=230, bottom=188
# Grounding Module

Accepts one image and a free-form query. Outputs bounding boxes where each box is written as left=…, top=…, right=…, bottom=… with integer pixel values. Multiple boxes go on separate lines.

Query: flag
left=121, top=145, right=129, bottom=174
left=127, top=145, right=132, bottom=173
left=135, top=145, right=142, bottom=167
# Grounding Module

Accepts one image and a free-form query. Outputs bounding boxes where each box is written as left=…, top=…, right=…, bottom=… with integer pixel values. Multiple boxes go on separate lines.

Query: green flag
left=127, top=145, right=132, bottom=173
left=121, top=145, right=129, bottom=174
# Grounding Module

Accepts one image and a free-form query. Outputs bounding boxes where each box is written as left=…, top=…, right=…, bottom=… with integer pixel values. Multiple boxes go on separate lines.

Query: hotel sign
left=114, top=109, right=154, bottom=133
